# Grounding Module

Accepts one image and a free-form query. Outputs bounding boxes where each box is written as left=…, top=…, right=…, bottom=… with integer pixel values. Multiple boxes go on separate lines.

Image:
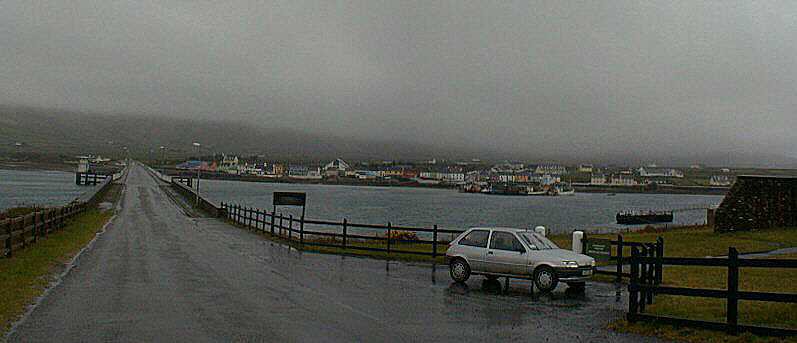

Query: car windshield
left=519, top=232, right=559, bottom=250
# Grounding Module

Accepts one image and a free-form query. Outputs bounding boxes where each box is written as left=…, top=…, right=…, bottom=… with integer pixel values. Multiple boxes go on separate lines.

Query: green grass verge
left=0, top=209, right=114, bottom=333
left=612, top=242, right=797, bottom=342
left=550, top=226, right=797, bottom=258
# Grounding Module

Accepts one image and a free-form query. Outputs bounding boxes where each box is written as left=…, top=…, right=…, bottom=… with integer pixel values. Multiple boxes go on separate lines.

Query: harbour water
left=0, top=169, right=87, bottom=211
left=199, top=179, right=724, bottom=235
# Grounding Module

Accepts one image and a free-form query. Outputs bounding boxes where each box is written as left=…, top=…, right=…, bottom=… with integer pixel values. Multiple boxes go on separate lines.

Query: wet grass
left=0, top=209, right=114, bottom=334
left=229, top=224, right=450, bottom=264
left=613, top=251, right=797, bottom=342
left=550, top=226, right=797, bottom=258
left=0, top=183, right=121, bottom=335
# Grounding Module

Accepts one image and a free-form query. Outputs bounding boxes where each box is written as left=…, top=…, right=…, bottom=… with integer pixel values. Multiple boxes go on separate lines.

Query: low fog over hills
left=2, top=106, right=796, bottom=168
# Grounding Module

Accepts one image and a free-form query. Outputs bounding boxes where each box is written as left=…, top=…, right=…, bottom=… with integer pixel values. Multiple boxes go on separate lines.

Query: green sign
left=585, top=238, right=612, bottom=261
left=273, top=192, right=307, bottom=206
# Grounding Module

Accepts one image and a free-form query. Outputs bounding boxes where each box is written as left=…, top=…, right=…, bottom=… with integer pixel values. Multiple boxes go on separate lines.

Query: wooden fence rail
left=1, top=170, right=119, bottom=259
left=220, top=202, right=465, bottom=258
left=1, top=203, right=87, bottom=258
left=628, top=246, right=797, bottom=336
left=583, top=234, right=663, bottom=283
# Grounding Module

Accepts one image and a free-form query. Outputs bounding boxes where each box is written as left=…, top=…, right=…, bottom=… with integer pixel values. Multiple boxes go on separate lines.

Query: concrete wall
left=714, top=175, right=797, bottom=232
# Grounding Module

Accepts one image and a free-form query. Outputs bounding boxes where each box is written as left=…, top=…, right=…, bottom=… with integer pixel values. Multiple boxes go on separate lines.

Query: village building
left=535, top=164, right=567, bottom=175
left=323, top=158, right=351, bottom=177
left=218, top=155, right=240, bottom=174
left=637, top=167, right=684, bottom=178
left=710, top=175, right=735, bottom=186
left=590, top=174, right=607, bottom=185
left=611, top=174, right=637, bottom=186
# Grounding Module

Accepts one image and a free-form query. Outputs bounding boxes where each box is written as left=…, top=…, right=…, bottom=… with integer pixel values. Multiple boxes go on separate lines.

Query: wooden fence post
left=270, top=211, right=276, bottom=234
left=432, top=225, right=438, bottom=258
left=646, top=244, right=655, bottom=305
left=289, top=215, right=293, bottom=240
left=387, top=222, right=391, bottom=255
left=20, top=216, right=27, bottom=249
left=342, top=218, right=348, bottom=249
left=299, top=214, right=304, bottom=245
left=656, top=237, right=664, bottom=286
left=639, top=245, right=648, bottom=311
left=616, top=234, right=624, bottom=283
left=4, top=220, right=11, bottom=258
left=727, top=247, right=739, bottom=335
left=279, top=213, right=284, bottom=237
left=628, top=246, right=639, bottom=322
left=32, top=212, right=38, bottom=244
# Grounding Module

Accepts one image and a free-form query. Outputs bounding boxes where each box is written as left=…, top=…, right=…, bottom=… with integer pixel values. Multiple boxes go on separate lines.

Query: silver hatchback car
left=446, top=227, right=595, bottom=293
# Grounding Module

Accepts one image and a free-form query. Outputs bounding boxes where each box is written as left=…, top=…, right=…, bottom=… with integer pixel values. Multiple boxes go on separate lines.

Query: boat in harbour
left=616, top=210, right=674, bottom=225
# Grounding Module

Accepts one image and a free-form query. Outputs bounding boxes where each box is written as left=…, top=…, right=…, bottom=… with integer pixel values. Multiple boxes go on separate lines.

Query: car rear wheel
left=450, top=258, right=471, bottom=283
left=534, top=266, right=558, bottom=293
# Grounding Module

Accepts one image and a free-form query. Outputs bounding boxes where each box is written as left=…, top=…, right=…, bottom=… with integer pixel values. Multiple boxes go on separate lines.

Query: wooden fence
left=1, top=171, right=118, bottom=259
left=583, top=234, right=663, bottom=282
left=628, top=246, right=797, bottom=336
left=1, top=203, right=88, bottom=258
left=221, top=202, right=465, bottom=258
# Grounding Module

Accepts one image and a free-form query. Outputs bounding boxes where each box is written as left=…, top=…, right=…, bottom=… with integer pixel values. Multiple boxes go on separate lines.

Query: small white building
left=324, top=158, right=351, bottom=177
left=590, top=174, right=607, bottom=185
left=219, top=155, right=240, bottom=175
left=611, top=174, right=637, bottom=186
left=638, top=167, right=684, bottom=178
left=535, top=164, right=567, bottom=175
left=710, top=175, right=734, bottom=186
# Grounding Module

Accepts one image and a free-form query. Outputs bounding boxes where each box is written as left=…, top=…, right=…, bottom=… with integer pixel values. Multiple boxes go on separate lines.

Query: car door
left=455, top=229, right=490, bottom=272
left=485, top=231, right=528, bottom=275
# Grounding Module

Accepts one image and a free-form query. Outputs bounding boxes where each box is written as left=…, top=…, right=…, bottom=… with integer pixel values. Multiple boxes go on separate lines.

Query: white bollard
left=572, top=231, right=584, bottom=253
left=534, top=226, right=547, bottom=237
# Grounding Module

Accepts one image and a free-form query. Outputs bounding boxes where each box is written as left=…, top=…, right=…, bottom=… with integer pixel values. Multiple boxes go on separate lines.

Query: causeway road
left=9, top=163, right=659, bottom=342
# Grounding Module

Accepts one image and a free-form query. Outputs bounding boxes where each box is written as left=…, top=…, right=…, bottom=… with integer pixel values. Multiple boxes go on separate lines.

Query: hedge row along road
left=9, top=164, right=659, bottom=342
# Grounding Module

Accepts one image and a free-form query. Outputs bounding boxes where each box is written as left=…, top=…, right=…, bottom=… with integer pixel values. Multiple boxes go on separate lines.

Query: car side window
left=458, top=230, right=489, bottom=248
left=489, top=232, right=525, bottom=252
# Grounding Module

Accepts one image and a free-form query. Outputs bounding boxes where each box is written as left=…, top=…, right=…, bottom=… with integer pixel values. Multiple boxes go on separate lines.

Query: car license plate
left=582, top=270, right=592, bottom=276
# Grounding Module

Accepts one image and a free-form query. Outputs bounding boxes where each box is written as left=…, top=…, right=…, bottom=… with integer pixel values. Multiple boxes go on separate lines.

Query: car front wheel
left=450, top=258, right=471, bottom=283
left=534, top=266, right=558, bottom=293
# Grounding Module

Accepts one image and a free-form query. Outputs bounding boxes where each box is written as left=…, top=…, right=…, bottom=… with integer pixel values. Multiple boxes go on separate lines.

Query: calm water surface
left=0, top=169, right=87, bottom=211
left=199, top=179, right=724, bottom=234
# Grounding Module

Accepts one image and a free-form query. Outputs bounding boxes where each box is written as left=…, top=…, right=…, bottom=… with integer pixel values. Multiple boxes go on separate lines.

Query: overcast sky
left=2, top=1, right=796, bottom=163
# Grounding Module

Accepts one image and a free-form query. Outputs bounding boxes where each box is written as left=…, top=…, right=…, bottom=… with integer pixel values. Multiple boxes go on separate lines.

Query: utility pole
left=193, top=142, right=201, bottom=207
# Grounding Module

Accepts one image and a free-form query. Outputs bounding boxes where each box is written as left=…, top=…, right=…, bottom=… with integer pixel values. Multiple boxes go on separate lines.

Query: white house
left=590, top=174, right=607, bottom=185
left=637, top=167, right=684, bottom=178
left=219, top=155, right=240, bottom=175
left=710, top=175, right=734, bottom=186
left=535, top=164, right=567, bottom=175
left=324, top=158, right=351, bottom=176
left=611, top=174, right=637, bottom=186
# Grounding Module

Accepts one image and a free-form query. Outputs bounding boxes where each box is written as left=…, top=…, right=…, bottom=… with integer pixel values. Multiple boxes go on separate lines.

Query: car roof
left=468, top=227, right=531, bottom=233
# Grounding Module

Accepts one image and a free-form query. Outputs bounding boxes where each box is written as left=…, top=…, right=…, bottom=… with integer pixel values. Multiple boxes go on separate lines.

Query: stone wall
left=714, top=176, right=797, bottom=232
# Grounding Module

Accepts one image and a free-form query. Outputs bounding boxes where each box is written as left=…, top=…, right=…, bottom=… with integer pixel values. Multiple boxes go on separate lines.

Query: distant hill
left=2, top=105, right=796, bottom=168
left=0, top=106, right=464, bottom=162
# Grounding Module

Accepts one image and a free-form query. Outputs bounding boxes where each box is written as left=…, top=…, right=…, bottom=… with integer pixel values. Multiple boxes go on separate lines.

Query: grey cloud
left=1, top=1, right=796, bottom=165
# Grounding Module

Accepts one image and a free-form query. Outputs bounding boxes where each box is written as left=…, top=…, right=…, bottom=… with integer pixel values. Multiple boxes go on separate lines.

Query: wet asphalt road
left=9, top=164, right=660, bottom=342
